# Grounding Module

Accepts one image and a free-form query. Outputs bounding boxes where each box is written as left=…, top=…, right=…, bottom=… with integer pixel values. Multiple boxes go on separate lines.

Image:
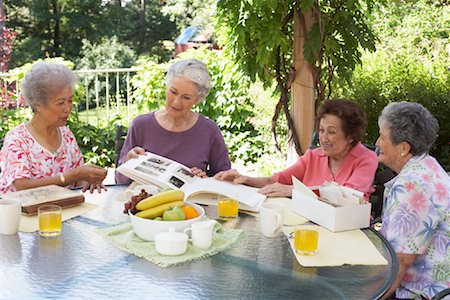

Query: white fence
left=0, top=67, right=143, bottom=124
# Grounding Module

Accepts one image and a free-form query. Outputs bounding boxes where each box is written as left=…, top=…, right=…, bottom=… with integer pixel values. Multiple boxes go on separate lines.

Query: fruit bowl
left=129, top=202, right=205, bottom=242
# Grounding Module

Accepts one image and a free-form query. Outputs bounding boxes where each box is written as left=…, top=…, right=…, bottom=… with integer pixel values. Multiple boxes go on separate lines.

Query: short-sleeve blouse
left=0, top=123, right=84, bottom=194
left=380, top=154, right=450, bottom=299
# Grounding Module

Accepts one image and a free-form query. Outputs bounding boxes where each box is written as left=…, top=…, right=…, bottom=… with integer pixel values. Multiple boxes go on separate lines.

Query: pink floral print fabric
left=381, top=154, right=450, bottom=299
left=0, top=123, right=83, bottom=194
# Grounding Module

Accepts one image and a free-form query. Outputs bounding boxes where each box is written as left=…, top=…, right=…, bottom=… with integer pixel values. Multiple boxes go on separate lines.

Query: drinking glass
left=38, top=205, right=62, bottom=237
left=294, top=225, right=319, bottom=255
left=217, top=197, right=238, bottom=221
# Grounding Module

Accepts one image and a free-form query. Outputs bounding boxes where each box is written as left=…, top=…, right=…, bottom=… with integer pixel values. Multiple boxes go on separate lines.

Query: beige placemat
left=19, top=203, right=98, bottom=233
left=282, top=226, right=388, bottom=267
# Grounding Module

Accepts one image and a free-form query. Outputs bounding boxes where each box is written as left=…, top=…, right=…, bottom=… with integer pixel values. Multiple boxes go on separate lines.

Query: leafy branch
left=215, top=0, right=378, bottom=155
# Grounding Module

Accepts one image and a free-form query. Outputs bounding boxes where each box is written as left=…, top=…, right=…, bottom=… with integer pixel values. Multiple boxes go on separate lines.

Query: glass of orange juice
left=294, top=225, right=319, bottom=255
left=38, top=205, right=62, bottom=237
left=217, top=197, right=238, bottom=221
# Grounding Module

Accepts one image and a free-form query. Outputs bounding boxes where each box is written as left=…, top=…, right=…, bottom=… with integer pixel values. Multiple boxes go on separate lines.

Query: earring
left=401, top=153, right=405, bottom=157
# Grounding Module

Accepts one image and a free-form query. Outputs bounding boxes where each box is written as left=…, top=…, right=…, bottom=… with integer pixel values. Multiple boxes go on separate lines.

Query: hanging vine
left=215, top=0, right=377, bottom=155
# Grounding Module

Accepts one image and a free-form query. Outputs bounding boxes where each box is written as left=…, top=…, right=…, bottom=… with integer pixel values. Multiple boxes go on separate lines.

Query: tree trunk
left=288, top=8, right=316, bottom=164
left=0, top=0, right=4, bottom=29
left=51, top=0, right=60, bottom=56
left=139, top=0, right=146, bottom=52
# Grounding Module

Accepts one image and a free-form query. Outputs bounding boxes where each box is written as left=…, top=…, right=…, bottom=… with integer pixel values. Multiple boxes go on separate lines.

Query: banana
left=135, top=200, right=184, bottom=219
left=135, top=190, right=184, bottom=211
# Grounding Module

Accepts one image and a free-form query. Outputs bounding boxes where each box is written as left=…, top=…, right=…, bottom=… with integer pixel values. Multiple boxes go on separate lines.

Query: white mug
left=124, top=184, right=158, bottom=200
left=259, top=202, right=285, bottom=238
left=183, top=220, right=218, bottom=249
left=0, top=198, right=22, bottom=235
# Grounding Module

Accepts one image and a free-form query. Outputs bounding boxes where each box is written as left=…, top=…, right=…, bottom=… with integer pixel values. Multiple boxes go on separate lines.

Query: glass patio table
left=1, top=184, right=397, bottom=299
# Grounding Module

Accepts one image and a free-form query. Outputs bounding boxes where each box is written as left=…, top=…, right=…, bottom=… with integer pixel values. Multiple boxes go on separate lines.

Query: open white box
left=290, top=177, right=371, bottom=232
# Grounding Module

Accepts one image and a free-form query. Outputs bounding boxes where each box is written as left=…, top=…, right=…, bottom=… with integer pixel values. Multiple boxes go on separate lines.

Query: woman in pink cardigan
left=215, top=99, right=378, bottom=199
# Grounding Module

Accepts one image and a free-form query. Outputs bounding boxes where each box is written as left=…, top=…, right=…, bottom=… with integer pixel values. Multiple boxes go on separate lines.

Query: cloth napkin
left=282, top=225, right=388, bottom=267
left=98, top=222, right=243, bottom=267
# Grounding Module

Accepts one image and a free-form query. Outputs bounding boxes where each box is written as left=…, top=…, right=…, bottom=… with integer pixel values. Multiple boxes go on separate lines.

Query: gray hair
left=166, top=59, right=211, bottom=102
left=21, top=61, right=77, bottom=112
left=378, top=101, right=439, bottom=155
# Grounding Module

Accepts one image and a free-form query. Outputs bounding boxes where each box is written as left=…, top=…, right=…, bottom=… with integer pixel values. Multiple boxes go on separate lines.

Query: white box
left=291, top=186, right=371, bottom=232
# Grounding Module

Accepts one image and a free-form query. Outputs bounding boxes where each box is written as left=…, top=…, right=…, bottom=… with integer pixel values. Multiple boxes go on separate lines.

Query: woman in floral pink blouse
left=377, top=102, right=449, bottom=300
left=0, top=62, right=107, bottom=194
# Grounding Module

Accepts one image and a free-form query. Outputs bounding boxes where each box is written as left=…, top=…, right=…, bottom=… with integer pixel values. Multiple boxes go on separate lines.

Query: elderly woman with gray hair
left=0, top=61, right=107, bottom=194
left=116, top=59, right=231, bottom=183
left=376, top=102, right=449, bottom=300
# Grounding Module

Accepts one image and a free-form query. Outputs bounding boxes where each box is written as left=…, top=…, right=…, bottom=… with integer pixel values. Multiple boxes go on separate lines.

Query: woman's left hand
left=191, top=167, right=207, bottom=178
left=82, top=182, right=107, bottom=194
left=258, top=183, right=293, bottom=197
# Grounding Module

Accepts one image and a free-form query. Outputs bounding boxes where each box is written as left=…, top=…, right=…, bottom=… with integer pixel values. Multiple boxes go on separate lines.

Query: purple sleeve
left=206, top=128, right=231, bottom=176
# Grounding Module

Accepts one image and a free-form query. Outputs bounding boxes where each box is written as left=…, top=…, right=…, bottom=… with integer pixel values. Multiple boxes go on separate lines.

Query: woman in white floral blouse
left=0, top=61, right=107, bottom=194
left=376, top=102, right=449, bottom=300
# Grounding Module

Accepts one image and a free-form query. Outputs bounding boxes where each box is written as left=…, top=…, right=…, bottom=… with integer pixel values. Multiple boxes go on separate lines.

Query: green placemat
left=98, top=222, right=244, bottom=267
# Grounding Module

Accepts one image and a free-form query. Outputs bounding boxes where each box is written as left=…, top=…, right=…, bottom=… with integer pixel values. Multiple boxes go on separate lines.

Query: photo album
left=116, top=152, right=266, bottom=212
left=4, top=185, right=85, bottom=215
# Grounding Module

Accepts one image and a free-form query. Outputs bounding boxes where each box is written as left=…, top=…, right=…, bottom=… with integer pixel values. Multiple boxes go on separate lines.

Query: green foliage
left=76, top=36, right=137, bottom=70
left=215, top=0, right=378, bottom=90
left=335, top=0, right=450, bottom=170
left=162, top=0, right=216, bottom=31
left=75, top=37, right=137, bottom=111
left=66, top=115, right=118, bottom=167
left=5, top=0, right=176, bottom=68
left=130, top=48, right=265, bottom=163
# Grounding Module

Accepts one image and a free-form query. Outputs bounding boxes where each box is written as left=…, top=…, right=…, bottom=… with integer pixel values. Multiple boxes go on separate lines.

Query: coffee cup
left=183, top=220, right=218, bottom=249
left=0, top=198, right=22, bottom=235
left=259, top=202, right=285, bottom=238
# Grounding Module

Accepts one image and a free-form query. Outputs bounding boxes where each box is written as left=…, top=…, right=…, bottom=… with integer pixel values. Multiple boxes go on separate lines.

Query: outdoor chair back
left=115, top=124, right=127, bottom=166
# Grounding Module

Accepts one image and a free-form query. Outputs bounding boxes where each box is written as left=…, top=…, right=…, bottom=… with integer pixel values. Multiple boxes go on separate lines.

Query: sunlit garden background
left=1, top=0, right=449, bottom=173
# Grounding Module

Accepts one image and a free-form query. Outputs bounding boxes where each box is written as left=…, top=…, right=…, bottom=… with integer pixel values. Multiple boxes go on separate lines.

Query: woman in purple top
left=116, top=59, right=231, bottom=184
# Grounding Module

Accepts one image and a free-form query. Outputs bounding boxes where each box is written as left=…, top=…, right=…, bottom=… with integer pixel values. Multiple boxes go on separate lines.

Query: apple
left=162, top=206, right=186, bottom=221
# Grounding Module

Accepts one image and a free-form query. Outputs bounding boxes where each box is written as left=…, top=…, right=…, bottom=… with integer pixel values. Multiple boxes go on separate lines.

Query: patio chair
left=370, top=163, right=396, bottom=225
left=431, top=288, right=450, bottom=300
left=115, top=124, right=127, bottom=166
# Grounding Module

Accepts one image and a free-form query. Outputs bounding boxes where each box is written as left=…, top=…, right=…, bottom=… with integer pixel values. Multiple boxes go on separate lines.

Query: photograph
left=141, top=161, right=167, bottom=173
left=135, top=166, right=159, bottom=177
left=147, top=156, right=171, bottom=167
left=175, top=167, right=196, bottom=183
left=169, top=176, right=185, bottom=188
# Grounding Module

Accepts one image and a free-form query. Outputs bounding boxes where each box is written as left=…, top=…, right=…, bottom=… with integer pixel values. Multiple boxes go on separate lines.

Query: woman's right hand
left=75, top=164, right=108, bottom=184
left=214, top=169, right=249, bottom=185
left=124, top=146, right=146, bottom=162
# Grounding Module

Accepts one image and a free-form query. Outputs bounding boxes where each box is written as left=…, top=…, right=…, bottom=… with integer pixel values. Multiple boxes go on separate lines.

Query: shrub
left=339, top=51, right=450, bottom=170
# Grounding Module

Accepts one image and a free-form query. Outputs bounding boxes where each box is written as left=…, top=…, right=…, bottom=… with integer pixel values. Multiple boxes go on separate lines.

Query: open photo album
left=116, top=152, right=266, bottom=212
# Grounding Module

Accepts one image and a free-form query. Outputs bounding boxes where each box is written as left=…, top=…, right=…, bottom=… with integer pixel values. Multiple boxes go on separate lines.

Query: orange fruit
left=181, top=206, right=200, bottom=220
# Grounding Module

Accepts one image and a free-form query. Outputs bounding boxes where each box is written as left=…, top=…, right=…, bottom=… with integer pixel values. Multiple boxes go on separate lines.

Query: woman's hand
left=82, top=182, right=107, bottom=194
left=76, top=165, right=108, bottom=184
left=214, top=169, right=249, bottom=185
left=191, top=167, right=207, bottom=178
left=125, top=146, right=146, bottom=162
left=258, top=183, right=293, bottom=197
